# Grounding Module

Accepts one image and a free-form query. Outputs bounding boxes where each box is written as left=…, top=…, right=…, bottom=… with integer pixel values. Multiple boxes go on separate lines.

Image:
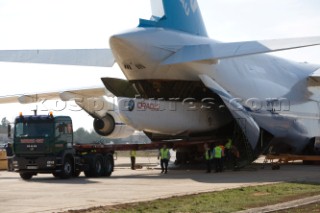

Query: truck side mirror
left=7, top=124, right=11, bottom=138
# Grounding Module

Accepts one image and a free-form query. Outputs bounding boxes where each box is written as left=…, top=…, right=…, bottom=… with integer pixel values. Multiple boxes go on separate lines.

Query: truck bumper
left=13, top=156, right=61, bottom=173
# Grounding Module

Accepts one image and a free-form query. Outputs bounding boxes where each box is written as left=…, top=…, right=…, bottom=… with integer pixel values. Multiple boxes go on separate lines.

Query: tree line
left=73, top=127, right=150, bottom=144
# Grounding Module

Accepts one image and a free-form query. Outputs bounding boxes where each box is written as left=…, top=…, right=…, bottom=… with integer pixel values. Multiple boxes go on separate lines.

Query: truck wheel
left=103, top=154, right=114, bottom=177
left=60, top=157, right=73, bottom=179
left=92, top=154, right=104, bottom=177
left=20, top=172, right=33, bottom=180
left=84, top=154, right=103, bottom=177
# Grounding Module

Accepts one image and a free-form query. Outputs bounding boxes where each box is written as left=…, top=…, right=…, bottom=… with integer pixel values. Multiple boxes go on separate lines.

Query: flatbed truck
left=11, top=113, right=118, bottom=180
left=10, top=113, right=231, bottom=180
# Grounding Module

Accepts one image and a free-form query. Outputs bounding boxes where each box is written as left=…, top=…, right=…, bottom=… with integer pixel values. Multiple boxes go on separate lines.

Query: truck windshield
left=15, top=122, right=53, bottom=138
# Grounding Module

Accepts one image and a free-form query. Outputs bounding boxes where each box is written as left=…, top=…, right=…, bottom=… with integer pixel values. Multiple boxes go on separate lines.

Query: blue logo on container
left=128, top=100, right=135, bottom=111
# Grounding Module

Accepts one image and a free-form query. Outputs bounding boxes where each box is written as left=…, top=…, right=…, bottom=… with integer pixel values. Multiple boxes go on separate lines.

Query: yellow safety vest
left=226, top=139, right=232, bottom=149
left=214, top=146, right=222, bottom=159
left=205, top=149, right=212, bottom=160
left=130, top=150, right=136, bottom=157
left=160, top=148, right=170, bottom=159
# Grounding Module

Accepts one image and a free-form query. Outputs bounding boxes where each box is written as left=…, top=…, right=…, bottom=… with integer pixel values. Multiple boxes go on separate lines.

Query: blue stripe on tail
left=139, top=0, right=208, bottom=37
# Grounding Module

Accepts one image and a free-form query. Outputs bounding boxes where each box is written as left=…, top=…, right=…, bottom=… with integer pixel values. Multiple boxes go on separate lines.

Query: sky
left=0, top=0, right=319, bottom=130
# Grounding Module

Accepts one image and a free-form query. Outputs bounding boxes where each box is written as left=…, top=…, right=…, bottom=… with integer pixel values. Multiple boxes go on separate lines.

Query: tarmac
left=0, top=156, right=320, bottom=213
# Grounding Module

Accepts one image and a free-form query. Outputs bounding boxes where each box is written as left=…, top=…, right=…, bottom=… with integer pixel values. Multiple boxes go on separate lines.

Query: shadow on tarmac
left=4, top=162, right=320, bottom=185
left=111, top=162, right=320, bottom=185
left=6, top=174, right=100, bottom=184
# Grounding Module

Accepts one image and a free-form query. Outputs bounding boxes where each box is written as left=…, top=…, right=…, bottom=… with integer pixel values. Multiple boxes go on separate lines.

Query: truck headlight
left=46, top=161, right=55, bottom=167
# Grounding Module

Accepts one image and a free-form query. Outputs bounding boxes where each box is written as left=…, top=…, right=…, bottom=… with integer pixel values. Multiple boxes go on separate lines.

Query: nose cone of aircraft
left=109, top=29, right=161, bottom=79
left=109, top=28, right=174, bottom=67
left=110, top=31, right=150, bottom=75
left=109, top=34, right=130, bottom=53
left=109, top=29, right=147, bottom=59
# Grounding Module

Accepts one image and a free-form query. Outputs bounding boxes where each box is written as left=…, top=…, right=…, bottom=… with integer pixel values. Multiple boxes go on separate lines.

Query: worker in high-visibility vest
left=158, top=144, right=170, bottom=174
left=204, top=143, right=213, bottom=173
left=130, top=149, right=136, bottom=170
left=213, top=144, right=224, bottom=172
left=226, top=138, right=232, bottom=149
left=224, top=138, right=233, bottom=156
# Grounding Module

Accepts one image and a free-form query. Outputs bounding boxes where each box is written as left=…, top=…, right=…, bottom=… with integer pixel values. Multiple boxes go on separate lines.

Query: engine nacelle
left=117, top=98, right=233, bottom=136
left=71, top=95, right=135, bottom=139
left=93, top=112, right=135, bottom=139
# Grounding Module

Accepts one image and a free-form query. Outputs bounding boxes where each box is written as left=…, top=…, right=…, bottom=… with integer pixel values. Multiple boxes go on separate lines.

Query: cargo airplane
left=1, top=0, right=320, bottom=164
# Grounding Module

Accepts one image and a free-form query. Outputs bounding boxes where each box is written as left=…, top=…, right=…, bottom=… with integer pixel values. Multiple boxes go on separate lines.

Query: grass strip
left=68, top=182, right=320, bottom=213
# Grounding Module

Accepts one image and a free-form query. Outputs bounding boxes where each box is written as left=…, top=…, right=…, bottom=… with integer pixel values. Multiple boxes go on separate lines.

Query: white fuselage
left=110, top=27, right=320, bottom=151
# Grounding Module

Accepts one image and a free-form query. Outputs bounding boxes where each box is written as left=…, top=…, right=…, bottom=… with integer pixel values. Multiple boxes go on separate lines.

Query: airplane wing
left=0, top=87, right=108, bottom=104
left=0, top=49, right=115, bottom=67
left=199, top=74, right=260, bottom=152
left=162, top=36, right=320, bottom=65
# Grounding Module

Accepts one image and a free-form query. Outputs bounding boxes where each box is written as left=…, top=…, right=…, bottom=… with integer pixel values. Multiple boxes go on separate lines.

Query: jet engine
left=93, top=111, right=135, bottom=138
left=68, top=95, right=135, bottom=139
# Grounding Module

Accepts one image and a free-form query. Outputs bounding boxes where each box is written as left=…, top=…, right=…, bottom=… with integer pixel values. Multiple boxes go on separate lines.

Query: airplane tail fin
left=139, top=0, right=208, bottom=37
